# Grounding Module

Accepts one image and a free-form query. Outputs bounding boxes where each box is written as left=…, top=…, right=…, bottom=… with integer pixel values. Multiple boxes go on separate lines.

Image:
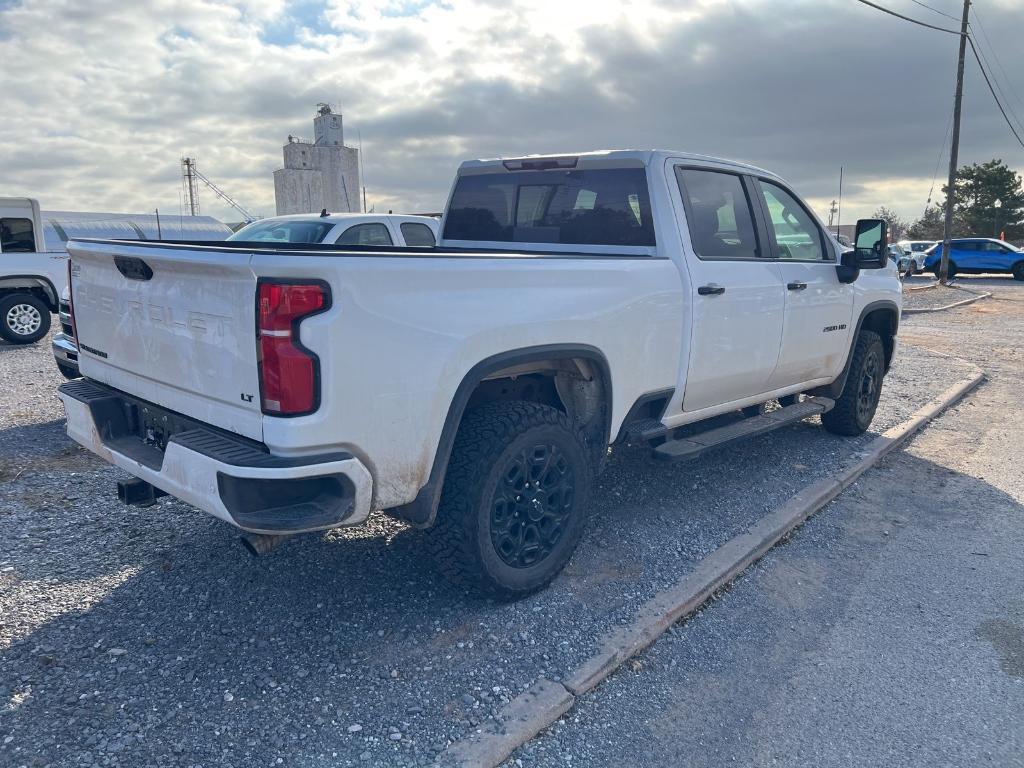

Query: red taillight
left=67, top=259, right=78, bottom=342
left=256, top=280, right=328, bottom=416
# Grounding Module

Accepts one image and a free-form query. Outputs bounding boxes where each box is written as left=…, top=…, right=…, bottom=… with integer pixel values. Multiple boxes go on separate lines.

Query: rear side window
left=675, top=168, right=760, bottom=259
left=400, top=222, right=436, bottom=246
left=335, top=223, right=393, bottom=246
left=0, top=218, right=37, bottom=252
left=443, top=168, right=655, bottom=246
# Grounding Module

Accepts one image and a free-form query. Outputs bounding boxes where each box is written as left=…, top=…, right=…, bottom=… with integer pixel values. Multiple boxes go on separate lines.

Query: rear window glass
left=228, top=220, right=334, bottom=243
left=443, top=168, right=655, bottom=246
left=335, top=223, right=393, bottom=246
left=0, top=218, right=37, bottom=252
left=400, top=222, right=436, bottom=246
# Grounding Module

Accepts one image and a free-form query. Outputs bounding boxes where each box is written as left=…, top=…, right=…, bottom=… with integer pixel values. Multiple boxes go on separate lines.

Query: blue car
left=923, top=238, right=1024, bottom=280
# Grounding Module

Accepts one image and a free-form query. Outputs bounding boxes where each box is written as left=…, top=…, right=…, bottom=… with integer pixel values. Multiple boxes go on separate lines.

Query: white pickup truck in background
left=1, top=196, right=230, bottom=347
left=59, top=150, right=901, bottom=598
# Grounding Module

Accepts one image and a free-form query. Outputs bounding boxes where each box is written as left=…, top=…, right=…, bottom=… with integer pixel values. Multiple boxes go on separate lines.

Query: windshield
left=443, top=168, right=655, bottom=246
left=228, top=219, right=335, bottom=243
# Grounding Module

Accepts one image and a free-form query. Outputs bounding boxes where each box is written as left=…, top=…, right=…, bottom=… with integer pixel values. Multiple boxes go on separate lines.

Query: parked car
left=896, top=240, right=936, bottom=274
left=888, top=244, right=912, bottom=276
left=59, top=150, right=901, bottom=598
left=923, top=238, right=1024, bottom=280
left=227, top=212, right=439, bottom=247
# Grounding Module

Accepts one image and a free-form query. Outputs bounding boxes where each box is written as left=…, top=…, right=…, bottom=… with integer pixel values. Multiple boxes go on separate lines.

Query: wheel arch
left=0, top=275, right=59, bottom=312
left=811, top=300, right=899, bottom=400
left=389, top=344, right=613, bottom=528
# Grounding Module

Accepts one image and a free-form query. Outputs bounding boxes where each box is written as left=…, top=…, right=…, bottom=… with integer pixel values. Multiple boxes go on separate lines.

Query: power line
left=970, top=6, right=1024, bottom=115
left=966, top=36, right=1024, bottom=150
left=852, top=0, right=962, bottom=34
left=907, top=0, right=961, bottom=22
left=968, top=25, right=1024, bottom=136
left=925, top=110, right=954, bottom=215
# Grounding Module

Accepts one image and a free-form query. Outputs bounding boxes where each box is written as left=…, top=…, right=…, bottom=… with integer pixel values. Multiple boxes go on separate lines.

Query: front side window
left=0, top=218, right=37, bottom=252
left=400, top=222, right=436, bottom=247
left=759, top=181, right=826, bottom=261
left=335, top=223, right=393, bottom=246
left=443, top=168, right=655, bottom=246
left=675, top=168, right=760, bottom=259
left=228, top=219, right=334, bottom=243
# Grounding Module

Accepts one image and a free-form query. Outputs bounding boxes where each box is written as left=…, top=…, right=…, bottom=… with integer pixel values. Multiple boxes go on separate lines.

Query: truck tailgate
left=68, top=240, right=263, bottom=442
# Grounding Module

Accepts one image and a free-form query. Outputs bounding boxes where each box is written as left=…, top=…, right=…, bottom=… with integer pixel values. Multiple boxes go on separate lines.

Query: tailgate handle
left=114, top=255, right=154, bottom=281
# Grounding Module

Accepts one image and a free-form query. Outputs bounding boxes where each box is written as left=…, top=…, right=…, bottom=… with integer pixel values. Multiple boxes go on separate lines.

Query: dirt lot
left=0, top=281, right=1014, bottom=768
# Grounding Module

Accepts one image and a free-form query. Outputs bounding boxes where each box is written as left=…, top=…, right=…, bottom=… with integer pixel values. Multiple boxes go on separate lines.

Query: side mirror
left=852, top=218, right=888, bottom=269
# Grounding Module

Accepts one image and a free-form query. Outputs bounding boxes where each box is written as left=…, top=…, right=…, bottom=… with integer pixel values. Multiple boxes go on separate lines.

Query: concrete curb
left=438, top=367, right=986, bottom=768
left=902, top=291, right=991, bottom=315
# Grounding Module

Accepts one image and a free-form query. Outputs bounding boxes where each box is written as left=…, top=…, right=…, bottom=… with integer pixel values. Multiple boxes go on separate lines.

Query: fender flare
left=390, top=344, right=612, bottom=528
left=0, top=275, right=59, bottom=311
left=811, top=299, right=900, bottom=400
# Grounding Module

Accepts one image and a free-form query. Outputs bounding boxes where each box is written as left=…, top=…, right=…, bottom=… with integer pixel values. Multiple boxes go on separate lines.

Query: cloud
left=0, top=0, right=1021, bottom=223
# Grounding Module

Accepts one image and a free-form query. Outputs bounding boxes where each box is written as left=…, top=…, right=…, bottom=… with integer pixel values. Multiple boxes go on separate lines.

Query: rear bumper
left=58, top=379, right=373, bottom=534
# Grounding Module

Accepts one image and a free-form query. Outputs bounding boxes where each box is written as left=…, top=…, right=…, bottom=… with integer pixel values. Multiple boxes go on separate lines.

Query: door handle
left=787, top=281, right=807, bottom=291
left=697, top=284, right=726, bottom=296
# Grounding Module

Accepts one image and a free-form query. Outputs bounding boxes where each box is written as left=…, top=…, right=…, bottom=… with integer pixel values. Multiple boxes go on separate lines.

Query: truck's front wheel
left=428, top=401, right=592, bottom=599
left=0, top=293, right=51, bottom=345
left=822, top=330, right=885, bottom=436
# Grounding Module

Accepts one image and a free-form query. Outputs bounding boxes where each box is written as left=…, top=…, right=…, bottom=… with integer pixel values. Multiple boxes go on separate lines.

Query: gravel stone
left=0, top=306, right=983, bottom=766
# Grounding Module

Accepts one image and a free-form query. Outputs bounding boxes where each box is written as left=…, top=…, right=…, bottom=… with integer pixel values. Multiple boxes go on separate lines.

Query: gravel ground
left=901, top=276, right=985, bottom=311
left=0, top=315, right=980, bottom=768
left=507, top=276, right=1024, bottom=768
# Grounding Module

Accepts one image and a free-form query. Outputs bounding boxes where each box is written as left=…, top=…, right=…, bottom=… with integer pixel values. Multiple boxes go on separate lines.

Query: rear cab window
left=442, top=167, right=655, bottom=247
left=335, top=223, right=393, bottom=246
left=400, top=222, right=436, bottom=247
left=228, top=220, right=334, bottom=243
left=0, top=218, right=37, bottom=252
left=675, top=168, right=760, bottom=259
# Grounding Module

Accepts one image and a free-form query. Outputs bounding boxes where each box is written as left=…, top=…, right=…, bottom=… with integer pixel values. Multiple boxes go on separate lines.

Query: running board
left=652, top=397, right=835, bottom=462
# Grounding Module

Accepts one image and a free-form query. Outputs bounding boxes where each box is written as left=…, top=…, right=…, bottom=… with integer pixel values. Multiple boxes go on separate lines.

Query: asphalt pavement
left=0, top=276, right=1015, bottom=768
left=507, top=276, right=1024, bottom=768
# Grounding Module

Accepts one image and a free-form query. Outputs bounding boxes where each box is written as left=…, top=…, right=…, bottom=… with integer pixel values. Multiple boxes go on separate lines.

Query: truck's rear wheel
left=0, top=293, right=51, bottom=344
left=822, top=330, right=885, bottom=436
left=427, top=401, right=592, bottom=599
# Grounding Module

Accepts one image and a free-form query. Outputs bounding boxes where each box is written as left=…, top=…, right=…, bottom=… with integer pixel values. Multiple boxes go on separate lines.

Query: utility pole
left=939, top=0, right=970, bottom=285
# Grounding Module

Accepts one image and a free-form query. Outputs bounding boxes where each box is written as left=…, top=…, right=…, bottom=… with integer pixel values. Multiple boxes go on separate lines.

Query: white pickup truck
left=59, top=150, right=901, bottom=598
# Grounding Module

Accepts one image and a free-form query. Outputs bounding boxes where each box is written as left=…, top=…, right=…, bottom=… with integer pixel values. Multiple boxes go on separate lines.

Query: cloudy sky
left=2, top=0, right=1022, bottom=225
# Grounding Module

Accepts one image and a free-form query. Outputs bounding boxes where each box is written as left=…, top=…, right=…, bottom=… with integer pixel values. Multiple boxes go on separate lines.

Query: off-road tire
left=822, top=330, right=885, bottom=436
left=0, top=293, right=50, bottom=344
left=1012, top=261, right=1024, bottom=281
left=57, top=362, right=79, bottom=380
left=426, top=401, right=593, bottom=599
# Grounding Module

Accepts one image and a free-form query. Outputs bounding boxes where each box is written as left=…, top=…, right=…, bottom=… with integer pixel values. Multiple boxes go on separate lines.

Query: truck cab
left=0, top=197, right=63, bottom=344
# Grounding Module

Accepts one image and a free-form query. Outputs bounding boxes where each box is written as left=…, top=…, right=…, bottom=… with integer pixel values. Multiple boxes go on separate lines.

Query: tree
left=943, top=159, right=1024, bottom=240
left=906, top=205, right=946, bottom=240
left=872, top=206, right=908, bottom=241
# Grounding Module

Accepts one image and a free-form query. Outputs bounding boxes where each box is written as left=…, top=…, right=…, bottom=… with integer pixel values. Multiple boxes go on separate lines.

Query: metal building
left=273, top=104, right=362, bottom=215
left=40, top=210, right=232, bottom=252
